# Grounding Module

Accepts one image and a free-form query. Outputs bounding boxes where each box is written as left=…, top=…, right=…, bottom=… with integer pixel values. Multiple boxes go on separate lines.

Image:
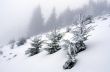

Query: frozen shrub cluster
left=25, top=12, right=94, bottom=70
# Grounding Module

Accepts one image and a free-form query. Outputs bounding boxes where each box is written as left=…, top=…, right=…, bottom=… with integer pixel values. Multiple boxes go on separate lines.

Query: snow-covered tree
left=71, top=13, right=94, bottom=53
left=62, top=40, right=77, bottom=69
left=63, top=13, right=94, bottom=70
left=45, top=31, right=63, bottom=54
left=25, top=37, right=43, bottom=56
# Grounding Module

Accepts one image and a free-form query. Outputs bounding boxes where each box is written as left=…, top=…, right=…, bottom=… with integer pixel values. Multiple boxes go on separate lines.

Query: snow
left=0, top=14, right=110, bottom=72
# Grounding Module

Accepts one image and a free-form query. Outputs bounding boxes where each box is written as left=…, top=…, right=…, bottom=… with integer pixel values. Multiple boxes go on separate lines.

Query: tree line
left=28, top=0, right=110, bottom=37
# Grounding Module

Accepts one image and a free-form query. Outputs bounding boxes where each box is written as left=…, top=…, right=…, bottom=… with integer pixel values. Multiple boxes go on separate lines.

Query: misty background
left=0, top=0, right=110, bottom=45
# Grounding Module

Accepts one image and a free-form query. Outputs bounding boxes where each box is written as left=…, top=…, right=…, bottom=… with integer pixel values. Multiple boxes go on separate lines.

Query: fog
left=0, top=0, right=109, bottom=45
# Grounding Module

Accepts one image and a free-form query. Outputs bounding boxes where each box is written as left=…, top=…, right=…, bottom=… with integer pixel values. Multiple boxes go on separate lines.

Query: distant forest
left=28, top=0, right=110, bottom=37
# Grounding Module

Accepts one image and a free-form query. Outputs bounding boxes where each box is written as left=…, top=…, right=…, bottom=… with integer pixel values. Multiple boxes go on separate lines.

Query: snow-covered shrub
left=8, top=58, right=12, bottom=60
left=13, top=54, right=17, bottom=58
left=25, top=38, right=43, bottom=56
left=0, top=51, right=3, bottom=55
left=63, top=59, right=77, bottom=69
left=25, top=48, right=39, bottom=56
left=45, top=32, right=63, bottom=54
left=63, top=40, right=77, bottom=59
left=16, top=37, right=26, bottom=46
left=75, top=41, right=86, bottom=53
left=62, top=40, right=77, bottom=69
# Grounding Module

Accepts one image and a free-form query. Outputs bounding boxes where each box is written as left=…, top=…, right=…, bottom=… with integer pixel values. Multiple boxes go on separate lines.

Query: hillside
left=0, top=14, right=110, bottom=72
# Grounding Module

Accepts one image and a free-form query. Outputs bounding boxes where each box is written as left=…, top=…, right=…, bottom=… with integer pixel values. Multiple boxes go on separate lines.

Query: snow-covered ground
left=0, top=14, right=110, bottom=72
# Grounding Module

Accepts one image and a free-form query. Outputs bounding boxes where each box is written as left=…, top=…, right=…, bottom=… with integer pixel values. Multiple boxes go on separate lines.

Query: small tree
left=45, top=32, right=63, bottom=54
left=71, top=13, right=94, bottom=53
left=25, top=37, right=43, bottom=56
left=62, top=40, right=77, bottom=69
left=63, top=14, right=93, bottom=70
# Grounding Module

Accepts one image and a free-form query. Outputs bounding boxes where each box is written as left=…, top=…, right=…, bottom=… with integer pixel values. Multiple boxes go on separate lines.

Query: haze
left=0, top=0, right=108, bottom=45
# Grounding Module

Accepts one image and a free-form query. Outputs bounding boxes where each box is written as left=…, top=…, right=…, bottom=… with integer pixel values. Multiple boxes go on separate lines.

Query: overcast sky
left=0, top=0, right=109, bottom=45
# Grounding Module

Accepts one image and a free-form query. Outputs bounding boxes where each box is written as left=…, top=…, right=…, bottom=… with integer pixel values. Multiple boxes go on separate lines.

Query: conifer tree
left=45, top=31, right=63, bottom=54
left=25, top=37, right=43, bottom=56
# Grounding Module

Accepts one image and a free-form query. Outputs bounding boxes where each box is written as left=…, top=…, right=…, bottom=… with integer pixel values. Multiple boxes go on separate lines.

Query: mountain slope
left=0, top=14, right=110, bottom=72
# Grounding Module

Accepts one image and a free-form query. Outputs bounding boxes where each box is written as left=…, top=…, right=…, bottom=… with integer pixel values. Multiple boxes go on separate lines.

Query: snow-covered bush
left=75, top=41, right=86, bottom=53
left=45, top=32, right=63, bottom=54
left=16, top=37, right=26, bottom=46
left=62, top=40, right=77, bottom=69
left=25, top=38, right=43, bottom=56
left=13, top=54, right=17, bottom=58
left=63, top=59, right=77, bottom=69
left=63, top=40, right=77, bottom=59
left=0, top=51, right=3, bottom=55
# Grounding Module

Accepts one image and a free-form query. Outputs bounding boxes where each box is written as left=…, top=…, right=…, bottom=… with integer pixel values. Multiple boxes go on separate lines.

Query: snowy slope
left=0, top=14, right=110, bottom=72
